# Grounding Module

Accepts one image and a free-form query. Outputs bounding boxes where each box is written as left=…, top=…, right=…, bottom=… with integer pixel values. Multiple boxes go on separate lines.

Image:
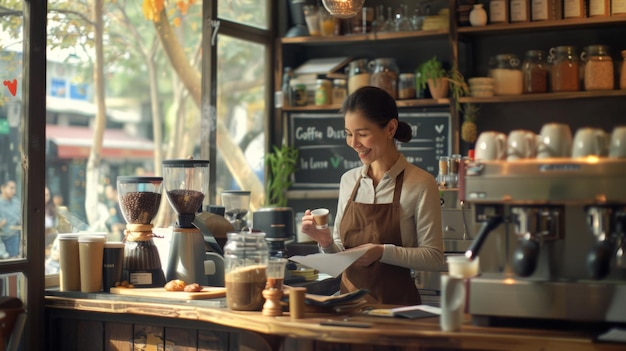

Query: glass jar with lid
left=332, top=79, right=347, bottom=104
left=489, top=53, right=523, bottom=95
left=346, top=59, right=371, bottom=95
left=582, top=45, right=614, bottom=91
left=224, top=231, right=269, bottom=311
left=549, top=46, right=580, bottom=92
left=398, top=73, right=416, bottom=99
left=522, top=50, right=549, bottom=94
left=368, top=58, right=400, bottom=99
left=314, top=79, right=332, bottom=105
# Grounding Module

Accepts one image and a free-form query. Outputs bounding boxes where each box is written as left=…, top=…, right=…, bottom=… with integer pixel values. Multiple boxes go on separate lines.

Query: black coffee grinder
left=117, top=176, right=166, bottom=287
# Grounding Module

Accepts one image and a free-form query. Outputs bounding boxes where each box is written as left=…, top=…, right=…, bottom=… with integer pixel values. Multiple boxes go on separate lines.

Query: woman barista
left=301, top=86, right=444, bottom=305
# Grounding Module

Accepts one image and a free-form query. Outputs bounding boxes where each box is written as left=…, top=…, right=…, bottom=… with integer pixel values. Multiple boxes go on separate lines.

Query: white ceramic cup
left=474, top=131, right=507, bottom=161
left=536, top=123, right=573, bottom=159
left=506, top=129, right=537, bottom=161
left=609, top=126, right=626, bottom=158
left=572, top=127, right=609, bottom=158
left=440, top=274, right=466, bottom=332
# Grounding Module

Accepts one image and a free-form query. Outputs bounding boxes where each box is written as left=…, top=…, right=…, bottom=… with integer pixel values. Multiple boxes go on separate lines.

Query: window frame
left=202, top=1, right=277, bottom=203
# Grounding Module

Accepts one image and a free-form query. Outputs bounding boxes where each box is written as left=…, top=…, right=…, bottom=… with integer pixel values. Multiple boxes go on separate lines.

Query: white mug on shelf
left=506, top=129, right=537, bottom=161
left=536, top=123, right=572, bottom=159
left=474, top=131, right=507, bottom=161
left=572, top=127, right=609, bottom=158
left=609, top=126, right=626, bottom=158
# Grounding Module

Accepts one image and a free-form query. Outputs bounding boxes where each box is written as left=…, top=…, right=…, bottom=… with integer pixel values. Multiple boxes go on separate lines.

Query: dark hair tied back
left=341, top=86, right=413, bottom=143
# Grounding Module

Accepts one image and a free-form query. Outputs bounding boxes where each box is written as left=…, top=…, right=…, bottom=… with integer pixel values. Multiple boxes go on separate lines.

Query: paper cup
left=311, top=208, right=330, bottom=229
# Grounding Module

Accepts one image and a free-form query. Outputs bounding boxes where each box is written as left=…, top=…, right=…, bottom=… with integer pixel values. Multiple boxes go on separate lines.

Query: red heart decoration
left=3, top=79, right=17, bottom=96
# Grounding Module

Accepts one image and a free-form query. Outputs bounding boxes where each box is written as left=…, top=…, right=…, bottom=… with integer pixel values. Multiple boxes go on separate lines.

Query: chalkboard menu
left=289, top=110, right=451, bottom=188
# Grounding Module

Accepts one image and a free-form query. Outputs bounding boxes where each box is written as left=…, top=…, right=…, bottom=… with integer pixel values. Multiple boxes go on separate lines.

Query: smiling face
left=345, top=110, right=397, bottom=167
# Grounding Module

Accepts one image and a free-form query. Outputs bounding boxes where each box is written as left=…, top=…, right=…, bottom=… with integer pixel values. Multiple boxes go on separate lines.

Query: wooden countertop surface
left=44, top=291, right=624, bottom=351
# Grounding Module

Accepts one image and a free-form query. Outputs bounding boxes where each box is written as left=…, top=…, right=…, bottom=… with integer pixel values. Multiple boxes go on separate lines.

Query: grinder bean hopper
left=163, top=158, right=216, bottom=285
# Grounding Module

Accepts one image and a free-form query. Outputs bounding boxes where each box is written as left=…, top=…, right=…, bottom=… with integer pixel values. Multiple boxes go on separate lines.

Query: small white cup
left=536, top=123, right=572, bottom=159
left=311, top=208, right=330, bottom=229
left=572, top=127, right=609, bottom=158
left=506, top=129, right=537, bottom=161
left=440, top=274, right=466, bottom=332
left=475, top=131, right=507, bottom=161
left=609, top=126, right=626, bottom=158
left=446, top=256, right=480, bottom=278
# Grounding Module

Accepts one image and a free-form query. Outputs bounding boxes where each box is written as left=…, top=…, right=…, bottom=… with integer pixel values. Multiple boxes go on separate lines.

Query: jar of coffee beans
left=582, top=45, right=614, bottom=91
left=522, top=50, right=548, bottom=94
left=369, top=58, right=399, bottom=99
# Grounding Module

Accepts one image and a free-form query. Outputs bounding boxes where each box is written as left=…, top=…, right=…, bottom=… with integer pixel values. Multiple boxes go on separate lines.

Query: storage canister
left=582, top=45, right=614, bottom=91
left=489, top=0, right=509, bottom=23
left=346, top=59, right=371, bottom=95
left=550, top=46, right=580, bottom=92
left=563, top=0, right=585, bottom=18
left=332, top=79, right=347, bottom=104
left=224, top=231, right=269, bottom=311
left=398, top=73, right=416, bottom=99
left=613, top=0, right=626, bottom=14
left=315, top=79, right=332, bottom=105
left=489, top=54, right=523, bottom=95
left=510, top=0, right=531, bottom=22
left=522, top=50, right=549, bottom=93
left=369, top=58, right=400, bottom=99
left=589, top=0, right=610, bottom=16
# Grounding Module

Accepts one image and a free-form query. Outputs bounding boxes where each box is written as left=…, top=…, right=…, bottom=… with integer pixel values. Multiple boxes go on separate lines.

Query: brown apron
left=340, top=171, right=421, bottom=305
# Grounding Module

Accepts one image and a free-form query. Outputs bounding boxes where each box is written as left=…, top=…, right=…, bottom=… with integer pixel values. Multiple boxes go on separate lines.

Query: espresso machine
left=163, top=158, right=220, bottom=286
left=461, top=157, right=626, bottom=325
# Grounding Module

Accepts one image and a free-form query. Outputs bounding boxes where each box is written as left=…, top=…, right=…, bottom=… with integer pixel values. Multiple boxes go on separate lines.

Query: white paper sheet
left=289, top=247, right=369, bottom=278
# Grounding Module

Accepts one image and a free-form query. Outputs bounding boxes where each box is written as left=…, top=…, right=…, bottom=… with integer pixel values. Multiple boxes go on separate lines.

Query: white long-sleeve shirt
left=321, top=154, right=445, bottom=272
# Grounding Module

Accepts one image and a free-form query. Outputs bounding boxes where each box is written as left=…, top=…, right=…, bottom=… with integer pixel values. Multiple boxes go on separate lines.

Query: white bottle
left=470, top=4, right=488, bottom=26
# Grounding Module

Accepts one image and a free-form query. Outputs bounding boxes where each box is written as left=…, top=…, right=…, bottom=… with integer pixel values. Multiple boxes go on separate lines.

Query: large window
left=0, top=0, right=274, bottom=347
left=37, top=0, right=273, bottom=273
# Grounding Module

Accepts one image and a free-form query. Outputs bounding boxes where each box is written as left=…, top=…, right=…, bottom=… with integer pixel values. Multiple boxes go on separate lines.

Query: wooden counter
left=44, top=291, right=623, bottom=351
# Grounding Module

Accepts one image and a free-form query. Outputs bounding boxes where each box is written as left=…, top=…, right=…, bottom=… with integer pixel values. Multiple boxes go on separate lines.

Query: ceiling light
left=321, top=0, right=365, bottom=18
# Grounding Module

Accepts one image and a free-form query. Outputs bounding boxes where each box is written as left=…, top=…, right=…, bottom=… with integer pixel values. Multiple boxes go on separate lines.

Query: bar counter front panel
left=44, top=291, right=624, bottom=351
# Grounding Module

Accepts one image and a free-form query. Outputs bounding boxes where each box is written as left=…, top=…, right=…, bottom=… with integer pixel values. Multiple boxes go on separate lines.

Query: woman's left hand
left=351, top=243, right=383, bottom=266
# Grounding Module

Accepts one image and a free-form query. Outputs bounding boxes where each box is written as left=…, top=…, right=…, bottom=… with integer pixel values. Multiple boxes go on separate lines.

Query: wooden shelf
left=281, top=98, right=451, bottom=112
left=281, top=29, right=450, bottom=46
left=458, top=89, right=626, bottom=104
left=457, top=16, right=626, bottom=37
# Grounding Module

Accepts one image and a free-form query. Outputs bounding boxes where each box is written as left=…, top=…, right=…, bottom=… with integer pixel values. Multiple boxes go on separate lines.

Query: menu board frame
left=288, top=109, right=451, bottom=189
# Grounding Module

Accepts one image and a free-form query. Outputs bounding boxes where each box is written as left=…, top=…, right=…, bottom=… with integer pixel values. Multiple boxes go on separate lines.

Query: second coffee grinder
left=163, top=158, right=211, bottom=285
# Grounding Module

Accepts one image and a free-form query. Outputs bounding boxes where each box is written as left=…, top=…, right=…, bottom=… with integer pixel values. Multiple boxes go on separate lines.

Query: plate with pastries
left=109, top=279, right=226, bottom=300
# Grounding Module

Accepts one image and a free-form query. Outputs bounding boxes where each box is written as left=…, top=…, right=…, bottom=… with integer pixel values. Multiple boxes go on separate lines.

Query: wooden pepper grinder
left=262, top=258, right=288, bottom=317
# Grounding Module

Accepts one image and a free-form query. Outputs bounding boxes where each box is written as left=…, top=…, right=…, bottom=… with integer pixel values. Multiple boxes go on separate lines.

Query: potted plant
left=416, top=56, right=449, bottom=99
left=417, top=57, right=471, bottom=103
left=264, top=144, right=299, bottom=207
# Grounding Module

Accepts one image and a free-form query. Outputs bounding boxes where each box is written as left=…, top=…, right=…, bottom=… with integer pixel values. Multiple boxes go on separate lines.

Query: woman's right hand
left=300, top=209, right=333, bottom=247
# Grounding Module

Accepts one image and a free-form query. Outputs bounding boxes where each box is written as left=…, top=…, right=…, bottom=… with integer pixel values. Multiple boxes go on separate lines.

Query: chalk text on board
left=295, top=127, right=323, bottom=140
left=300, top=157, right=329, bottom=170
